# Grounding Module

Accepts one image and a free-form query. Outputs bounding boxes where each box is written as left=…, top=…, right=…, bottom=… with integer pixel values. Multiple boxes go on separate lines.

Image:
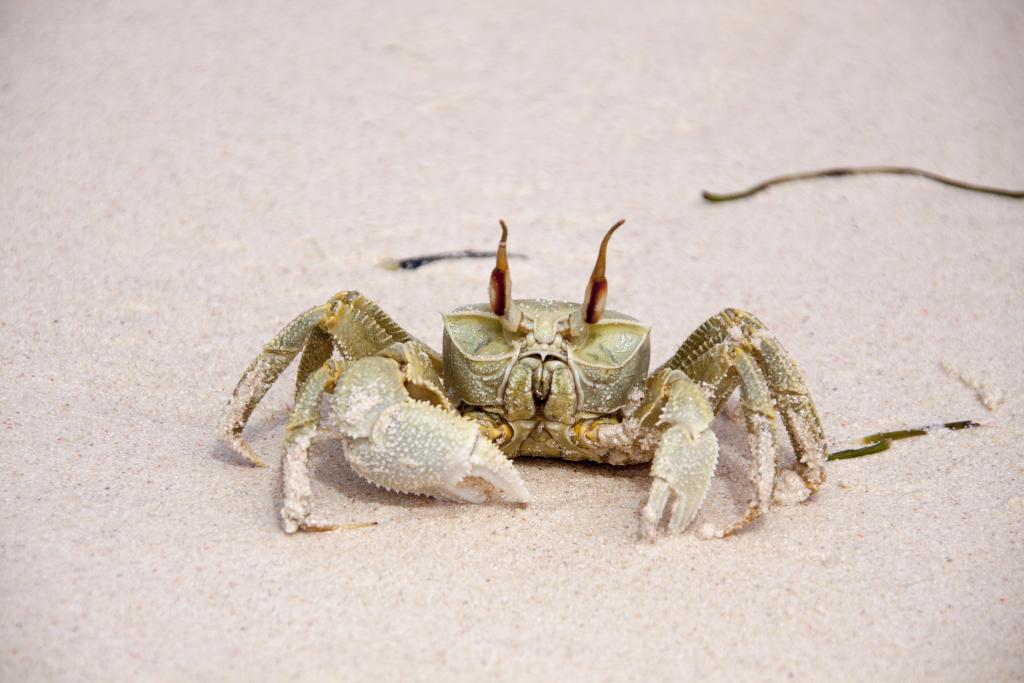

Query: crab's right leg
left=221, top=290, right=433, bottom=467
left=280, top=359, right=346, bottom=532
left=659, top=308, right=829, bottom=492
left=220, top=304, right=331, bottom=467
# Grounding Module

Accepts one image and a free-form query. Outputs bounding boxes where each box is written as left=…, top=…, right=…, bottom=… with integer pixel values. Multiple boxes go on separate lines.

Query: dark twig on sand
left=381, top=250, right=527, bottom=271
left=703, top=166, right=1024, bottom=202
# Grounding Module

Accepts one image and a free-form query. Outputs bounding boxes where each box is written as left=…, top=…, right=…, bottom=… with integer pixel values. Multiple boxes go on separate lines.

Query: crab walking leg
left=748, top=335, right=829, bottom=490
left=656, top=310, right=733, bottom=381
left=326, top=356, right=531, bottom=505
left=294, top=326, right=334, bottom=401
left=662, top=308, right=828, bottom=492
left=657, top=311, right=737, bottom=412
left=280, top=360, right=345, bottom=533
left=220, top=304, right=331, bottom=466
left=713, top=349, right=783, bottom=537
left=641, top=373, right=720, bottom=537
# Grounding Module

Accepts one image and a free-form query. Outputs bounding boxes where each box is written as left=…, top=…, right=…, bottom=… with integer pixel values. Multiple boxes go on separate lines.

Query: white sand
left=2, top=1, right=1022, bottom=680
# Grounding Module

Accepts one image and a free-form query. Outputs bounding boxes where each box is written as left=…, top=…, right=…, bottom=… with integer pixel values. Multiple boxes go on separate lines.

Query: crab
left=221, top=220, right=829, bottom=538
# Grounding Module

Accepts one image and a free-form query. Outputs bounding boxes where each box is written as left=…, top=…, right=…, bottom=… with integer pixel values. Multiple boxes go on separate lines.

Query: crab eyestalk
left=570, top=219, right=625, bottom=337
left=489, top=219, right=522, bottom=330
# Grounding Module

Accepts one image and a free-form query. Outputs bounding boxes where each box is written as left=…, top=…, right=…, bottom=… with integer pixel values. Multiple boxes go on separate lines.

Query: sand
left=2, top=1, right=1022, bottom=680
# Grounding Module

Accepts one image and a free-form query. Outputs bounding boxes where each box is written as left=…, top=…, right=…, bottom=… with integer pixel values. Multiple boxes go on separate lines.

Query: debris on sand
left=941, top=360, right=1005, bottom=412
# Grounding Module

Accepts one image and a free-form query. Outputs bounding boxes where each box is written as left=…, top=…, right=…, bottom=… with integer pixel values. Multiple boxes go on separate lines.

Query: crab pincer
left=339, top=398, right=532, bottom=505
left=640, top=373, right=719, bottom=538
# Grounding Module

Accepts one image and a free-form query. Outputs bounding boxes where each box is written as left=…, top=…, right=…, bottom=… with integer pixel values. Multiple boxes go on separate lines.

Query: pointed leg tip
left=242, top=452, right=268, bottom=467
left=639, top=514, right=663, bottom=542
left=232, top=440, right=267, bottom=468
left=281, top=511, right=345, bottom=534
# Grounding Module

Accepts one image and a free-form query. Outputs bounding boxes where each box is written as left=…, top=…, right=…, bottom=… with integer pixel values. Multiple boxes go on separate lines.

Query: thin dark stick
left=381, top=250, right=526, bottom=271
left=703, top=166, right=1024, bottom=202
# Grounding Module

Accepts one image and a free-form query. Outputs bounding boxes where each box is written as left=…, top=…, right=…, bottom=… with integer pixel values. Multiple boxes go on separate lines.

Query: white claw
left=641, top=478, right=671, bottom=539
left=668, top=490, right=692, bottom=532
left=465, top=438, right=531, bottom=503
left=332, top=395, right=530, bottom=505
left=643, top=476, right=704, bottom=537
left=644, top=427, right=718, bottom=537
left=443, top=484, right=488, bottom=504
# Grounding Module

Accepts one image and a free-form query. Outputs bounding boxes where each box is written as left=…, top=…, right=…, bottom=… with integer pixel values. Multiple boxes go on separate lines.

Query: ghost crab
left=221, top=220, right=829, bottom=538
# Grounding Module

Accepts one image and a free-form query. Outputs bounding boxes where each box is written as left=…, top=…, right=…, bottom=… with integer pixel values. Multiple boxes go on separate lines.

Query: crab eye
left=489, top=220, right=511, bottom=316
left=581, top=219, right=625, bottom=324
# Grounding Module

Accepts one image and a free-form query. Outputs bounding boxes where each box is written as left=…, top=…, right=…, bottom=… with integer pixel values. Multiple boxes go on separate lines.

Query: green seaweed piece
left=827, top=420, right=980, bottom=462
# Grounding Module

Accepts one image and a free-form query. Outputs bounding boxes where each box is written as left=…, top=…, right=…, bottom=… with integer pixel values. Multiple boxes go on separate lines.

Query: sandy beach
left=2, top=1, right=1022, bottom=680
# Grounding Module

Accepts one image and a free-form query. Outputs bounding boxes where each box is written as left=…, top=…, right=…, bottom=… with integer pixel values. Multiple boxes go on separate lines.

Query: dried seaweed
left=703, top=166, right=1024, bottom=202
left=828, top=420, right=980, bottom=461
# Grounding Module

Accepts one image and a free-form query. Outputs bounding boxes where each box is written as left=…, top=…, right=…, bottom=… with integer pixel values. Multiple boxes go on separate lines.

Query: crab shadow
left=209, top=406, right=293, bottom=466
left=302, top=439, right=657, bottom=522
left=299, top=438, right=649, bottom=512
left=214, top=393, right=797, bottom=531
left=292, top=407, right=779, bottom=531
left=701, top=404, right=803, bottom=530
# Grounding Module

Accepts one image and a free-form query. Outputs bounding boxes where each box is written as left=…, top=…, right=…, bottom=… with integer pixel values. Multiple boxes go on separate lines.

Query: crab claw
left=337, top=399, right=531, bottom=505
left=641, top=375, right=719, bottom=539
left=448, top=435, right=532, bottom=504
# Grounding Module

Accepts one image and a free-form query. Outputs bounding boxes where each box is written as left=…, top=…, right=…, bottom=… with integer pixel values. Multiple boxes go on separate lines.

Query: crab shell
left=442, top=299, right=651, bottom=418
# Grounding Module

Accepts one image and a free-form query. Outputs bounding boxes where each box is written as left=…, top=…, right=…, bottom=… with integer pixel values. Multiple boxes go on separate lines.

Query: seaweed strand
left=827, top=420, right=980, bottom=462
left=703, top=166, right=1024, bottom=202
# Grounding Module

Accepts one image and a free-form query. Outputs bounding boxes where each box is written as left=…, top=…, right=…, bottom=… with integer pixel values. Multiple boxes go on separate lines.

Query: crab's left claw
left=641, top=375, right=719, bottom=538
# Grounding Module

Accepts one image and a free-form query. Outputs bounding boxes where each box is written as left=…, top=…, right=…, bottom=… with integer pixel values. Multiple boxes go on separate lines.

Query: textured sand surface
left=2, top=1, right=1023, bottom=680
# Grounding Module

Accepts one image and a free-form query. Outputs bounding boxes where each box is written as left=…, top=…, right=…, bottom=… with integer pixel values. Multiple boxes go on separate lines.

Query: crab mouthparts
left=518, top=348, right=567, bottom=362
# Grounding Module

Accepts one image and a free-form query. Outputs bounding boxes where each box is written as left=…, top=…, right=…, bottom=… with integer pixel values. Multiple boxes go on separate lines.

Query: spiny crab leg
left=280, top=360, right=346, bottom=532
left=220, top=303, right=331, bottom=467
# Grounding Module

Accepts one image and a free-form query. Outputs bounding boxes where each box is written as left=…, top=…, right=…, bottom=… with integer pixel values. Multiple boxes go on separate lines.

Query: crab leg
left=220, top=303, right=331, bottom=467
left=714, top=349, right=782, bottom=537
left=280, top=360, right=346, bottom=533
left=294, top=326, right=334, bottom=400
left=221, top=291, right=438, bottom=468
left=660, top=308, right=828, bottom=492
left=751, top=334, right=828, bottom=490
